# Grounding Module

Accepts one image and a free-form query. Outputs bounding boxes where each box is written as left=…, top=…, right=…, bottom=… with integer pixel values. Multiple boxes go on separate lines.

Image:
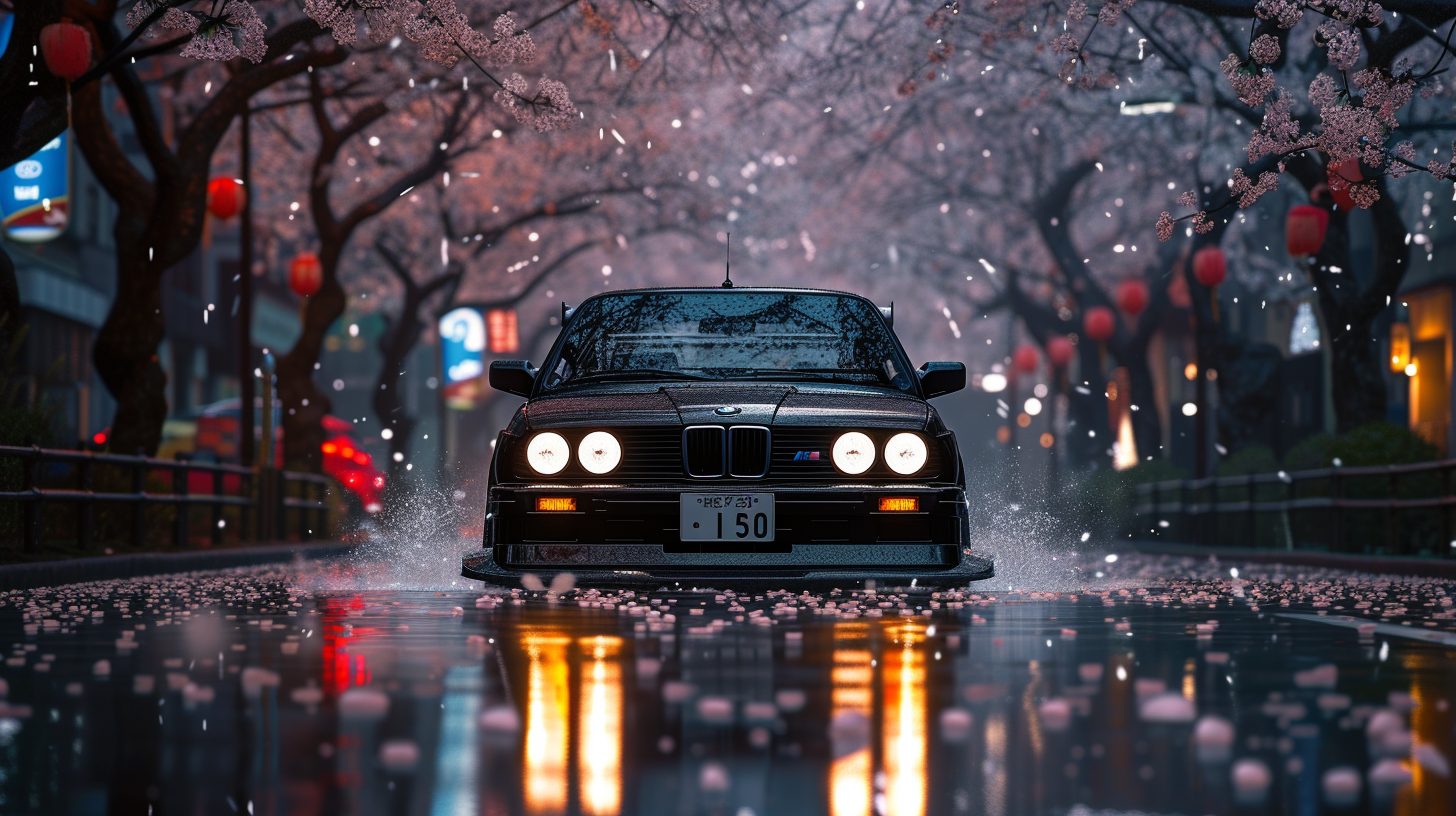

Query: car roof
left=573, top=286, right=877, bottom=299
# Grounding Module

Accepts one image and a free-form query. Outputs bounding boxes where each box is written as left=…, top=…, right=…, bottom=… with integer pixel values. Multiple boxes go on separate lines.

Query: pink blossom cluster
left=1328, top=164, right=1380, bottom=207
left=1246, top=93, right=1308, bottom=162
left=1051, top=33, right=1080, bottom=53
left=1388, top=142, right=1417, bottom=179
left=493, top=75, right=578, bottom=132
left=1220, top=54, right=1275, bottom=106
left=1353, top=69, right=1414, bottom=126
left=126, top=0, right=266, bottom=63
left=1177, top=190, right=1198, bottom=208
left=1155, top=211, right=1176, bottom=242
left=302, top=0, right=414, bottom=47
left=1318, top=22, right=1361, bottom=70
left=1249, top=35, right=1281, bottom=65
left=1067, top=0, right=1088, bottom=21
left=405, top=4, right=536, bottom=69
left=1254, top=0, right=1304, bottom=28
left=1231, top=168, right=1281, bottom=207
left=1097, top=0, right=1137, bottom=26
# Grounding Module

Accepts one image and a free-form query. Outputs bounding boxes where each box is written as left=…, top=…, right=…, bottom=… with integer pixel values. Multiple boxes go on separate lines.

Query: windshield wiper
left=726, top=369, right=885, bottom=383
left=564, top=368, right=715, bottom=384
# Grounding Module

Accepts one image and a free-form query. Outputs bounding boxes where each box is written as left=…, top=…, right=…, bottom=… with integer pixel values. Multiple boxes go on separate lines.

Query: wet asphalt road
left=0, top=551, right=1454, bottom=816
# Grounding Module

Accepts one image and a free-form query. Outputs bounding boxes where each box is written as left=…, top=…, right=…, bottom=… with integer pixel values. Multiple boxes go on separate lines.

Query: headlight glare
left=884, top=432, right=928, bottom=475
left=832, top=431, right=875, bottom=475
left=577, top=431, right=623, bottom=474
left=525, top=432, right=570, bottom=474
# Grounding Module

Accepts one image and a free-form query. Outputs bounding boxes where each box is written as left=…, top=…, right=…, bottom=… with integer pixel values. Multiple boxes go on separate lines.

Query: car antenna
left=722, top=233, right=733, bottom=288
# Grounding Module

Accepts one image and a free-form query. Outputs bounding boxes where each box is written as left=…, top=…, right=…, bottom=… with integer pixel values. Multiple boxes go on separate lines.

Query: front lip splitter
left=461, top=545, right=994, bottom=591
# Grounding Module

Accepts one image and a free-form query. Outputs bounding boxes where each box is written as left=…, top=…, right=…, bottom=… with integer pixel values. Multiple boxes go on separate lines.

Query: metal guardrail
left=0, top=445, right=331, bottom=554
left=1133, top=459, right=1456, bottom=557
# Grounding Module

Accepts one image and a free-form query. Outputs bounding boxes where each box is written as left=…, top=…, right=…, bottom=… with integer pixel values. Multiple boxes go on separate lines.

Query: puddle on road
left=0, top=555, right=1452, bottom=815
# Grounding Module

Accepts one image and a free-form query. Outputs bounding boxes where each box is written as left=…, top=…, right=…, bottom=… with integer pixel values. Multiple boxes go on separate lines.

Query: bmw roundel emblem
left=714, top=405, right=740, bottom=416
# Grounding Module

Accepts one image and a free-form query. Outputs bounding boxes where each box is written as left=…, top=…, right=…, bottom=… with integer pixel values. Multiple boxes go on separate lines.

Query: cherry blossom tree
left=937, top=0, right=1456, bottom=430
left=47, top=0, right=588, bottom=456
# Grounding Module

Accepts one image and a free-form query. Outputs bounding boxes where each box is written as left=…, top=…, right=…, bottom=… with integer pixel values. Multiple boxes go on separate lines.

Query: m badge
left=792, top=451, right=821, bottom=461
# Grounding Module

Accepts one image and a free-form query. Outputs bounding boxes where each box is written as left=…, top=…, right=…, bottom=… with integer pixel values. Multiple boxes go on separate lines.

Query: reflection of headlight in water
left=579, top=637, right=622, bottom=816
left=525, top=634, right=571, bottom=815
left=885, top=626, right=927, bottom=816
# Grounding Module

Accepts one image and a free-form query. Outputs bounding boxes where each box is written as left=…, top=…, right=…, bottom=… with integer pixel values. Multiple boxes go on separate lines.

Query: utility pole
left=238, top=108, right=255, bottom=468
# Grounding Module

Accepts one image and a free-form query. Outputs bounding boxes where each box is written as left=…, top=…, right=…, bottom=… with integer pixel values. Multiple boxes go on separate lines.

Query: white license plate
left=680, top=493, right=774, bottom=542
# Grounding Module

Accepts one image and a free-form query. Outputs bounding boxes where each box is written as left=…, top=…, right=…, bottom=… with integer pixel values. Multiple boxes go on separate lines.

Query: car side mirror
left=917, top=361, right=966, bottom=398
left=489, top=360, right=536, bottom=398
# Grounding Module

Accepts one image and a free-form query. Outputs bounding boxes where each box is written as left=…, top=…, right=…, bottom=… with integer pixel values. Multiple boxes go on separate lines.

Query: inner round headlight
left=525, top=432, right=570, bottom=475
left=577, top=431, right=622, bottom=474
left=832, top=431, right=875, bottom=475
left=884, top=432, right=928, bottom=475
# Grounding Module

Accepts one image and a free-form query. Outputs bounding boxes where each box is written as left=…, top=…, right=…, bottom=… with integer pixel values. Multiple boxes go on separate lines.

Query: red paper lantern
left=1328, top=158, right=1362, bottom=211
left=1115, top=279, right=1149, bottom=316
left=40, top=20, right=91, bottom=82
left=206, top=177, right=241, bottom=220
left=1286, top=204, right=1330, bottom=257
left=1083, top=306, right=1116, bottom=343
left=1013, top=344, right=1040, bottom=375
left=289, top=252, right=323, bottom=297
left=1047, top=335, right=1074, bottom=369
left=1192, top=247, right=1227, bottom=287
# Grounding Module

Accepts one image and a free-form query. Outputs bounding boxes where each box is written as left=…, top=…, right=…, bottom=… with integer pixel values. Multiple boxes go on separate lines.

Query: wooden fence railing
left=0, top=445, right=331, bottom=555
left=1133, top=459, right=1456, bottom=557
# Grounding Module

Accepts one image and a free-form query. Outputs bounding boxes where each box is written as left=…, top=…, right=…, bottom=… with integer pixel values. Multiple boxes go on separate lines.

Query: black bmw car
left=460, top=286, right=994, bottom=589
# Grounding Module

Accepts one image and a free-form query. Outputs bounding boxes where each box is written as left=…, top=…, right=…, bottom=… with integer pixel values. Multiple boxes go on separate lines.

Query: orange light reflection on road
left=524, top=632, right=571, bottom=815
left=578, top=636, right=623, bottom=816
left=884, top=623, right=927, bottom=816
left=831, top=623, right=872, bottom=816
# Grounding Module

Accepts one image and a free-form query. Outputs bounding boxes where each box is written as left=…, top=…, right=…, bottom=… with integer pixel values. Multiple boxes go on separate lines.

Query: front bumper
left=460, top=483, right=994, bottom=590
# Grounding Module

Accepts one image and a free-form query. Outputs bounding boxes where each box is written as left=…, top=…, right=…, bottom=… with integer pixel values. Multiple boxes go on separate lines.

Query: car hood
left=520, top=382, right=929, bottom=430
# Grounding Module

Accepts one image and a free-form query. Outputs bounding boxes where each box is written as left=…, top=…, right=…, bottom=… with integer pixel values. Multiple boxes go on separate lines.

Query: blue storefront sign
left=1, top=130, right=71, bottom=243
left=0, top=13, right=71, bottom=244
left=439, top=307, right=486, bottom=409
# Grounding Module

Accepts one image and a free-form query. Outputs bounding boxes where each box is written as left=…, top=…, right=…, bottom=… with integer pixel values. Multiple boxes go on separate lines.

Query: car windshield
left=540, top=291, right=915, bottom=392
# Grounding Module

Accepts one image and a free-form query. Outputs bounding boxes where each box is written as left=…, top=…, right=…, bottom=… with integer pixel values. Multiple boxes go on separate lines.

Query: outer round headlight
left=884, top=432, right=928, bottom=475
left=577, top=431, right=622, bottom=474
left=832, top=431, right=875, bottom=475
left=525, top=432, right=570, bottom=475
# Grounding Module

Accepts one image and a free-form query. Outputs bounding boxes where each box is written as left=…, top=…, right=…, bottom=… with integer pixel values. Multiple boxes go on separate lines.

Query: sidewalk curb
left=1128, top=540, right=1456, bottom=579
left=0, top=541, right=358, bottom=591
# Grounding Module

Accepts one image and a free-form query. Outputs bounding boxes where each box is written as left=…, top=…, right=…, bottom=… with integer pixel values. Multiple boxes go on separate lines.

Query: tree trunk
left=1327, top=318, right=1387, bottom=430
left=1069, top=340, right=1107, bottom=468
left=94, top=225, right=170, bottom=456
left=0, top=243, right=21, bottom=357
left=278, top=249, right=346, bottom=470
left=1307, top=191, right=1403, bottom=433
left=374, top=294, right=427, bottom=504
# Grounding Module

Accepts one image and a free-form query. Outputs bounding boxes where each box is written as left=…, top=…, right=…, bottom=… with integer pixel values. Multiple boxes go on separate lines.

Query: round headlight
left=884, top=432, right=928, bottom=475
left=525, top=432, right=570, bottom=475
left=577, top=431, right=622, bottom=474
left=832, top=431, right=875, bottom=475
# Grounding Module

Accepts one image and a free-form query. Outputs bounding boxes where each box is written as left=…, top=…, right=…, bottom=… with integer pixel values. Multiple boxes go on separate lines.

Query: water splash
left=302, top=487, right=477, bottom=592
left=967, top=489, right=1086, bottom=593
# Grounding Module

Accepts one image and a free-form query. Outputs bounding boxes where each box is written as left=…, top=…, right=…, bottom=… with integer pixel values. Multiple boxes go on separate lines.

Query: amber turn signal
left=878, top=497, right=919, bottom=512
left=536, top=497, right=577, bottom=512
